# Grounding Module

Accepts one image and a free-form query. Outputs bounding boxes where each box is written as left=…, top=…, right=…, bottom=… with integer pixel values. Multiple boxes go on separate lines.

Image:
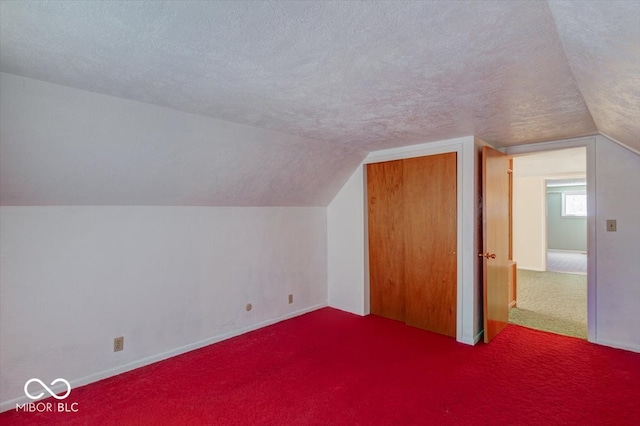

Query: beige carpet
left=509, top=269, right=587, bottom=339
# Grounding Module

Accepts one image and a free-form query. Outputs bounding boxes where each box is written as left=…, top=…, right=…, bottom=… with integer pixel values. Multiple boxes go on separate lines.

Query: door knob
left=478, top=252, right=496, bottom=259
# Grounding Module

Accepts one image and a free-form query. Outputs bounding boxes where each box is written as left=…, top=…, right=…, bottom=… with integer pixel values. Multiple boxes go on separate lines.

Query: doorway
left=545, top=177, right=587, bottom=275
left=509, top=147, right=588, bottom=339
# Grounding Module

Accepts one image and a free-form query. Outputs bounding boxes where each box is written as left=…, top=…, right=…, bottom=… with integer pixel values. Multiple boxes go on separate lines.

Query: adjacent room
left=510, top=148, right=588, bottom=339
left=1, top=1, right=639, bottom=424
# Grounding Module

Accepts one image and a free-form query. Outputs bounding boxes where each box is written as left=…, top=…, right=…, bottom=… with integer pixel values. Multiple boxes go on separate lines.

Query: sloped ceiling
left=548, top=1, right=640, bottom=150
left=0, top=1, right=638, bottom=206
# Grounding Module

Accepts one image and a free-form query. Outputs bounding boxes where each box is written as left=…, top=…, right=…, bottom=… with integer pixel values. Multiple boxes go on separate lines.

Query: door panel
left=403, top=153, right=457, bottom=337
left=482, top=146, right=510, bottom=343
left=367, top=160, right=405, bottom=322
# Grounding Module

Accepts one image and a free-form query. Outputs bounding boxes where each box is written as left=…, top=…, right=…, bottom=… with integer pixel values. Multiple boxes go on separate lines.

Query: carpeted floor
left=509, top=269, right=587, bottom=338
left=3, top=308, right=638, bottom=425
left=546, top=250, right=587, bottom=274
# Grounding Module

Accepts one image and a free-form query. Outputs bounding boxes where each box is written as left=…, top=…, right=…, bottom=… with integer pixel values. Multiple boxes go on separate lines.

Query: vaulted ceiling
left=0, top=1, right=638, bottom=206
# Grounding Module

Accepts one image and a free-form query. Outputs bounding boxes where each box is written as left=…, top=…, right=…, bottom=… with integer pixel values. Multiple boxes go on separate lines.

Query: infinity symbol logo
left=24, top=378, right=71, bottom=400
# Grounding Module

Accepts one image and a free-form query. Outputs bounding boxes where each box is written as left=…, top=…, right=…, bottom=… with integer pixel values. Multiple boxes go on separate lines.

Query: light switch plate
left=606, top=219, right=617, bottom=232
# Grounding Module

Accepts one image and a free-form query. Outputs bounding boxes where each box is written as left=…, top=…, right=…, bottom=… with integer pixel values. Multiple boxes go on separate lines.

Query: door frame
left=504, top=136, right=596, bottom=343
left=363, top=136, right=476, bottom=344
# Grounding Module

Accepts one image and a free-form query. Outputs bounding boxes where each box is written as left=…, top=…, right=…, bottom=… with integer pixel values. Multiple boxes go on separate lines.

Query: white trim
left=593, top=338, right=640, bottom=354
left=547, top=249, right=587, bottom=254
left=0, top=304, right=326, bottom=413
left=503, top=136, right=595, bottom=156
left=517, top=266, right=546, bottom=272
left=362, top=167, right=371, bottom=316
left=504, top=136, right=596, bottom=343
left=329, top=301, right=364, bottom=316
left=365, top=136, right=472, bottom=164
left=542, top=177, right=549, bottom=271
left=363, top=136, right=476, bottom=345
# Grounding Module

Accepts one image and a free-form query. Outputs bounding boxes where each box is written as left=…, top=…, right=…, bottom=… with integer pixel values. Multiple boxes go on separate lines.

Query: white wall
left=327, top=136, right=480, bottom=345
left=330, top=134, right=640, bottom=353
left=0, top=72, right=338, bottom=412
left=0, top=72, right=365, bottom=207
left=0, top=206, right=327, bottom=410
left=327, top=167, right=367, bottom=314
left=593, top=135, right=640, bottom=351
left=512, top=175, right=546, bottom=270
left=506, top=135, right=640, bottom=352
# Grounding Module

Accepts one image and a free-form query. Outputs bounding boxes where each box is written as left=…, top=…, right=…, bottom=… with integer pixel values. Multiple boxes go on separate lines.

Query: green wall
left=547, top=185, right=587, bottom=251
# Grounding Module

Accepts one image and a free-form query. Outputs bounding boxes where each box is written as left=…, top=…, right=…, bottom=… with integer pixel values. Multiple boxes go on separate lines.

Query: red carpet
left=3, top=308, right=639, bottom=425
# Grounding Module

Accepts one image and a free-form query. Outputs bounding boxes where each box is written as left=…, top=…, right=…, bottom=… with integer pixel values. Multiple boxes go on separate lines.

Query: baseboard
left=327, top=301, right=365, bottom=316
left=517, top=266, right=545, bottom=272
left=547, top=249, right=587, bottom=254
left=456, top=334, right=476, bottom=346
left=0, top=304, right=326, bottom=413
left=594, top=337, right=640, bottom=354
left=473, top=331, right=484, bottom=345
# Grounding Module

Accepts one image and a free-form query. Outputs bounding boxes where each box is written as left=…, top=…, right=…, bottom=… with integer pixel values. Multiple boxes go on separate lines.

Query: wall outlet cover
left=114, top=336, right=124, bottom=352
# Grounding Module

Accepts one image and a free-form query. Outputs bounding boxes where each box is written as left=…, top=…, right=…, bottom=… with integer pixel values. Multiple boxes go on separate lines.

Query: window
left=562, top=191, right=587, bottom=217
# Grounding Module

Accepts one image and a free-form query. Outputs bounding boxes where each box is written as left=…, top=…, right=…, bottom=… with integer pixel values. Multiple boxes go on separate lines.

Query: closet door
left=367, top=160, right=405, bottom=322
left=403, top=153, right=457, bottom=337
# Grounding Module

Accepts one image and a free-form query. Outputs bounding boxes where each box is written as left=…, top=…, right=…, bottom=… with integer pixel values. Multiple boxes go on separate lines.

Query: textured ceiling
left=0, top=1, right=638, bottom=206
left=548, top=1, right=640, bottom=150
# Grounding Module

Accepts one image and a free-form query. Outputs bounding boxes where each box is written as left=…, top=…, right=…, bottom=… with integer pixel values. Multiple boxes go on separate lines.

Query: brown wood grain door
left=367, top=160, right=405, bottom=322
left=403, top=153, right=457, bottom=337
left=482, top=146, right=510, bottom=343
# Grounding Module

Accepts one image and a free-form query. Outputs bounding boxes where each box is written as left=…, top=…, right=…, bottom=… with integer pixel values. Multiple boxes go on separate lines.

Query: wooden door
left=403, top=153, right=457, bottom=336
left=367, top=160, right=405, bottom=322
left=368, top=153, right=457, bottom=336
left=482, top=146, right=510, bottom=343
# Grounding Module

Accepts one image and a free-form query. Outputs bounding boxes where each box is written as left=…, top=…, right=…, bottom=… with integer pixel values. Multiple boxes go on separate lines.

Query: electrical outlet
left=606, top=219, right=617, bottom=232
left=113, top=336, right=124, bottom=352
left=288, top=294, right=293, bottom=304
